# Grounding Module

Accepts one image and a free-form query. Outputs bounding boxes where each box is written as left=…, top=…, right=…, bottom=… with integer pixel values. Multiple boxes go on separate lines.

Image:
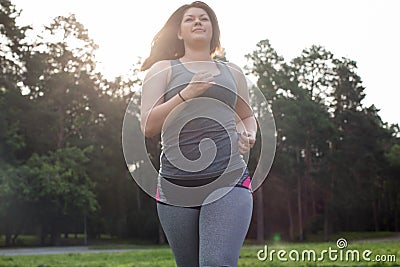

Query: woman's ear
left=177, top=30, right=183, bottom=40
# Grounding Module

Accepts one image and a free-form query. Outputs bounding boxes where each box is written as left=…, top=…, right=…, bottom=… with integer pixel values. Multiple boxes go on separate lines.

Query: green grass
left=305, top=231, right=397, bottom=242
left=0, top=240, right=399, bottom=267
left=0, top=247, right=175, bottom=267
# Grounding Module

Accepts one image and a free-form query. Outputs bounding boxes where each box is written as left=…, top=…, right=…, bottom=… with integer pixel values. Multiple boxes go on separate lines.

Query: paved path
left=0, top=246, right=141, bottom=256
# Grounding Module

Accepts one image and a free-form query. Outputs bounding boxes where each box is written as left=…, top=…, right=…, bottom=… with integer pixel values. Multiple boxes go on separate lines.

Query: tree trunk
left=50, top=230, right=61, bottom=246
left=323, top=175, right=333, bottom=242
left=304, top=130, right=314, bottom=235
left=287, top=196, right=294, bottom=241
left=323, top=200, right=329, bottom=241
left=158, top=223, right=166, bottom=244
left=295, top=147, right=304, bottom=241
left=256, top=186, right=264, bottom=244
left=5, top=232, right=11, bottom=247
left=297, top=174, right=303, bottom=241
left=57, top=106, right=65, bottom=149
left=11, top=234, right=18, bottom=245
left=83, top=215, right=88, bottom=245
left=395, top=206, right=398, bottom=232
left=136, top=184, right=142, bottom=211
left=40, top=226, right=46, bottom=246
left=311, top=188, right=317, bottom=218
left=372, top=200, right=379, bottom=231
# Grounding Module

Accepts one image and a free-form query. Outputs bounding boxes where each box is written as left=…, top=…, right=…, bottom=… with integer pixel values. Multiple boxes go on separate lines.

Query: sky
left=12, top=0, right=400, bottom=126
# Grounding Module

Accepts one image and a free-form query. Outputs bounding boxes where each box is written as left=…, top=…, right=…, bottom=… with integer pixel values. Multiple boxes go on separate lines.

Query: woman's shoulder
left=218, top=61, right=246, bottom=90
left=144, top=60, right=172, bottom=81
left=147, top=60, right=172, bottom=74
left=215, top=60, right=244, bottom=76
left=224, top=61, right=244, bottom=74
left=218, top=61, right=245, bottom=82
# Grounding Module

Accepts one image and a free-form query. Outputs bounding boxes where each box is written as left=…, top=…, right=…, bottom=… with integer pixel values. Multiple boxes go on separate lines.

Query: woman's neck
left=181, top=47, right=212, bottom=62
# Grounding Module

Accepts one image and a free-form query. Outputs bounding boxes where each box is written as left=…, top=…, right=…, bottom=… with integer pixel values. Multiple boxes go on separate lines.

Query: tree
left=19, top=147, right=98, bottom=245
left=0, top=0, right=29, bottom=86
left=23, top=14, right=101, bottom=150
left=245, top=39, right=286, bottom=242
left=385, top=141, right=400, bottom=231
left=0, top=0, right=28, bottom=161
left=0, top=164, right=32, bottom=246
left=0, top=0, right=32, bottom=245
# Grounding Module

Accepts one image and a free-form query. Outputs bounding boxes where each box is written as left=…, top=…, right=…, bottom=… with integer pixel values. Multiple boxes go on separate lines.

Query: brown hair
left=141, top=1, right=221, bottom=71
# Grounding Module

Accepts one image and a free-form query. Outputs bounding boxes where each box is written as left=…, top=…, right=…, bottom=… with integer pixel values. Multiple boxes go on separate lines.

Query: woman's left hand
left=238, top=131, right=256, bottom=154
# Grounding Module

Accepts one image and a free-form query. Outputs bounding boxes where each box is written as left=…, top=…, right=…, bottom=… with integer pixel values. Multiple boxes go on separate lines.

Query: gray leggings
left=157, top=187, right=253, bottom=267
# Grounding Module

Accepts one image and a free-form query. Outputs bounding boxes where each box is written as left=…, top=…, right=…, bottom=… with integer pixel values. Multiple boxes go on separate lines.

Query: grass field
left=0, top=239, right=399, bottom=267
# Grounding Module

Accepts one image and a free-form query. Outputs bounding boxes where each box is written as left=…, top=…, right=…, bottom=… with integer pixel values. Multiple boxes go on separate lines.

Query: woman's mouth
left=192, top=28, right=205, bottom=32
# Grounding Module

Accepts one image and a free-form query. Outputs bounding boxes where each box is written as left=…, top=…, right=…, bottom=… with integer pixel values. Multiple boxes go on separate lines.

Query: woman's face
left=179, top=7, right=213, bottom=45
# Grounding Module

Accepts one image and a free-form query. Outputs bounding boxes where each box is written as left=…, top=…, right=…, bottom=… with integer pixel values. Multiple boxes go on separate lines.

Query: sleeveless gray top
left=159, top=59, right=246, bottom=180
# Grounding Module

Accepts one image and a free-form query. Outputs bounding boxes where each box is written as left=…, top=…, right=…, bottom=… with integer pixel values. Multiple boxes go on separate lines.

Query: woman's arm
left=140, top=61, right=214, bottom=138
left=140, top=60, right=179, bottom=137
left=227, top=62, right=257, bottom=153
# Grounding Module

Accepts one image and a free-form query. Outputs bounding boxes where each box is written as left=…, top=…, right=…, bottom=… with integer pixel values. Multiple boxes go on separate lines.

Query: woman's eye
left=185, top=18, right=193, bottom=22
left=201, top=18, right=209, bottom=21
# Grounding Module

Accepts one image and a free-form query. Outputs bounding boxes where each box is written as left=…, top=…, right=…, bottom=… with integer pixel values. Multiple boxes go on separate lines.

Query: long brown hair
left=141, top=1, right=221, bottom=71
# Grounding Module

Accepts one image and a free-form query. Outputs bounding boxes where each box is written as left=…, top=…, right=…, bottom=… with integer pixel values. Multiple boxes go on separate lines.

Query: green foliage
left=0, top=0, right=29, bottom=85
left=0, top=146, right=98, bottom=245
left=20, top=146, right=98, bottom=215
left=385, top=144, right=400, bottom=170
left=20, top=13, right=105, bottom=152
left=0, top=96, right=26, bottom=162
left=245, top=39, right=286, bottom=101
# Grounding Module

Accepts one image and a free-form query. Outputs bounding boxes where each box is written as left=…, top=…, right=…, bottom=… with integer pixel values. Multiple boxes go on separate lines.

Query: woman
left=140, top=1, right=257, bottom=266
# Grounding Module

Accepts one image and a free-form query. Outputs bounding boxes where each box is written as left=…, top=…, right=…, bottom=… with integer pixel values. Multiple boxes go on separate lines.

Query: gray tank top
left=159, top=59, right=246, bottom=180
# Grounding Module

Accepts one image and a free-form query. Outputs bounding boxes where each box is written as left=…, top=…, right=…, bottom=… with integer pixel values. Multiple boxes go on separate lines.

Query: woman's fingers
left=238, top=142, right=246, bottom=154
left=183, top=71, right=214, bottom=99
left=238, top=131, right=256, bottom=153
left=192, top=71, right=213, bottom=83
left=238, top=133, right=250, bottom=153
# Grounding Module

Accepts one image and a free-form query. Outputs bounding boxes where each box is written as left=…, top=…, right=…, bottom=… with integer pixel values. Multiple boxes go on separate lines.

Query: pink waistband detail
left=156, top=187, right=160, bottom=201
left=242, top=176, right=252, bottom=190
